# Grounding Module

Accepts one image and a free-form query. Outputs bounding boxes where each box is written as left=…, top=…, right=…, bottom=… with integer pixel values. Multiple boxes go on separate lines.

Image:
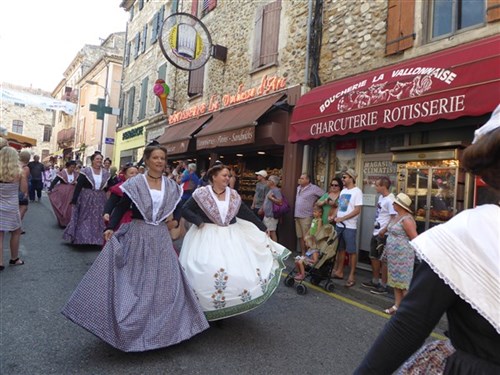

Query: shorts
left=263, top=216, right=279, bottom=231
left=295, top=217, right=312, bottom=239
left=19, top=191, right=29, bottom=206
left=336, top=226, right=357, bottom=254
left=369, top=235, right=387, bottom=259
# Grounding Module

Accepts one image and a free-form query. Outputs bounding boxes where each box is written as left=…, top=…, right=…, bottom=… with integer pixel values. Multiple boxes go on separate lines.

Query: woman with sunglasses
left=316, top=177, right=343, bottom=224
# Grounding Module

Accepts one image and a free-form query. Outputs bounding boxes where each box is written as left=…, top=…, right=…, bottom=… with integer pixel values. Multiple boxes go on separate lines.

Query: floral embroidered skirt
left=179, top=219, right=290, bottom=321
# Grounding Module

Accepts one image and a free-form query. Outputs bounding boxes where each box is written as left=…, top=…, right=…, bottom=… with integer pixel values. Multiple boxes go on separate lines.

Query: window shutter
left=128, top=87, right=135, bottom=124
left=124, top=42, right=131, bottom=67
left=385, top=0, right=415, bottom=55
left=191, top=0, right=198, bottom=16
left=155, top=64, right=167, bottom=113
left=139, top=0, right=144, bottom=11
left=134, top=32, right=140, bottom=59
left=260, top=0, right=281, bottom=66
left=487, top=0, right=500, bottom=22
left=141, top=24, right=148, bottom=53
left=208, top=0, right=217, bottom=12
left=171, top=0, right=179, bottom=13
left=188, top=65, right=205, bottom=97
left=252, top=6, right=264, bottom=69
left=139, top=77, right=149, bottom=120
left=151, top=14, right=158, bottom=43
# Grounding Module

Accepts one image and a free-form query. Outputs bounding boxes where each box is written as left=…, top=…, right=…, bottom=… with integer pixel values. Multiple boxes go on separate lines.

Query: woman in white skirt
left=179, top=164, right=290, bottom=321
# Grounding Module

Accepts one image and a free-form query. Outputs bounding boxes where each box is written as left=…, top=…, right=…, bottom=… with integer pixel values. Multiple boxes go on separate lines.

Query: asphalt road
left=0, top=195, right=444, bottom=374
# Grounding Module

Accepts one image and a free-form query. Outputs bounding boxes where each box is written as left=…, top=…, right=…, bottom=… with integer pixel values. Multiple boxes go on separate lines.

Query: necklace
left=147, top=173, right=162, bottom=180
left=213, top=188, right=226, bottom=196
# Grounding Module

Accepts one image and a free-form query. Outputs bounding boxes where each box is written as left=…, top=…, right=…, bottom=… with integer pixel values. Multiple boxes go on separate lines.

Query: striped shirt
left=294, top=183, right=324, bottom=218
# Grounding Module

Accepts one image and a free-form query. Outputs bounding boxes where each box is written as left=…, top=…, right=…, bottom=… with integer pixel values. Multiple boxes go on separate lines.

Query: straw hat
left=344, top=168, right=358, bottom=180
left=392, top=193, right=413, bottom=213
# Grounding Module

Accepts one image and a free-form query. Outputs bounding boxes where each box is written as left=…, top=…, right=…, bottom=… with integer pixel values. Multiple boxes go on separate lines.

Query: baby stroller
left=284, top=223, right=340, bottom=295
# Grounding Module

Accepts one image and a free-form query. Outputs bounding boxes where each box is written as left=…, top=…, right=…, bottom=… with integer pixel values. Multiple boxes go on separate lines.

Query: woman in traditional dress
left=355, top=107, right=500, bottom=374
left=48, top=160, right=79, bottom=227
left=179, top=164, right=290, bottom=321
left=379, top=193, right=418, bottom=315
left=63, top=151, right=109, bottom=246
left=0, top=146, right=28, bottom=270
left=62, top=145, right=209, bottom=352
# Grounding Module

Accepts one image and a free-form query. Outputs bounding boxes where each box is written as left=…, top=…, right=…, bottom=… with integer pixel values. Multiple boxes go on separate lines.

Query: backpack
left=272, top=193, right=290, bottom=219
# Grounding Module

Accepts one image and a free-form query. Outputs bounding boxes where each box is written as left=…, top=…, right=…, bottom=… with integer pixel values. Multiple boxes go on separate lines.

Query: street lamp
left=86, top=80, right=109, bottom=155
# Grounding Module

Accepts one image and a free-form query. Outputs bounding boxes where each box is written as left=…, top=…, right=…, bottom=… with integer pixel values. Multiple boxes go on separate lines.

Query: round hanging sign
left=159, top=12, right=212, bottom=71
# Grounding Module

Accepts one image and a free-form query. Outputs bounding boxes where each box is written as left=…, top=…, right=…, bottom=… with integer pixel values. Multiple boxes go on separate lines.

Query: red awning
left=290, top=35, right=500, bottom=142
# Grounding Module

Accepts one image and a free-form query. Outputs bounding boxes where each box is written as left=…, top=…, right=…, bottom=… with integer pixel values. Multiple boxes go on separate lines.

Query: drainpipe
left=302, top=0, right=314, bottom=175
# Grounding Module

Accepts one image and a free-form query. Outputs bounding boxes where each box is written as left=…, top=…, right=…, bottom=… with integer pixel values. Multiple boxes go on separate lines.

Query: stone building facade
left=0, top=83, right=55, bottom=160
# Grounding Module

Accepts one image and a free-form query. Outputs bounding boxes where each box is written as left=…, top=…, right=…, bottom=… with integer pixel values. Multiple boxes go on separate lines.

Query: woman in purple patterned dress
left=48, top=160, right=79, bottom=227
left=62, top=145, right=208, bottom=352
left=63, top=152, right=109, bottom=246
left=0, top=146, right=28, bottom=270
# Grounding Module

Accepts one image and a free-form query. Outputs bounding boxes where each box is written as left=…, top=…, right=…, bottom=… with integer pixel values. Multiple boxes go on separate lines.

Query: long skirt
left=61, top=220, right=209, bottom=352
left=63, top=188, right=106, bottom=245
left=48, top=183, right=75, bottom=227
left=179, top=219, right=290, bottom=321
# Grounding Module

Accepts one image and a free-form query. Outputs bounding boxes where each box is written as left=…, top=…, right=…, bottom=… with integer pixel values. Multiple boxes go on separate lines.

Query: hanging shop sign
left=290, top=35, right=500, bottom=142
left=168, top=74, right=287, bottom=124
left=122, top=126, right=144, bottom=141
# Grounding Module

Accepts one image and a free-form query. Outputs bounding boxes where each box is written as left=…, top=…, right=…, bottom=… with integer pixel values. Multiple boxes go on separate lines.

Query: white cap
left=255, top=170, right=268, bottom=178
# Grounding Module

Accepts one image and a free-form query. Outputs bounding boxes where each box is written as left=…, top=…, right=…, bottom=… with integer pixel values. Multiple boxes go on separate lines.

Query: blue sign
left=105, top=137, right=115, bottom=145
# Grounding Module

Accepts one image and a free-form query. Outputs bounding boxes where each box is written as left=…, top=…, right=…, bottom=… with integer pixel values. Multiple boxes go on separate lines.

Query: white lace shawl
left=411, top=204, right=500, bottom=334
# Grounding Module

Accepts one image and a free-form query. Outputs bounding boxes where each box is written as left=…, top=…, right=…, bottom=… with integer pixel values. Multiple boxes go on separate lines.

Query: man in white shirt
left=362, top=177, right=396, bottom=294
left=332, top=168, right=363, bottom=287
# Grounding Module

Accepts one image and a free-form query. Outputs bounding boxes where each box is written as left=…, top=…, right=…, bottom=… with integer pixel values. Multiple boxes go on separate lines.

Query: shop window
left=43, top=125, right=52, bottom=142
left=363, top=135, right=404, bottom=154
left=12, top=120, right=23, bottom=134
left=428, top=0, right=486, bottom=40
left=188, top=66, right=204, bottom=97
left=385, top=0, right=415, bottom=55
left=252, top=0, right=281, bottom=70
left=138, top=76, right=149, bottom=120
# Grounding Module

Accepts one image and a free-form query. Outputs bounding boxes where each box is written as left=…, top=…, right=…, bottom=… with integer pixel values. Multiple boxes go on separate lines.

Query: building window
left=429, top=0, right=485, bottom=40
left=134, top=32, right=141, bottom=59
left=191, top=0, right=217, bottom=18
left=14, top=102, right=25, bottom=107
left=127, top=87, right=136, bottom=125
left=43, top=125, right=52, bottom=142
left=188, top=66, right=205, bottom=97
left=252, top=0, right=281, bottom=70
left=12, top=120, right=23, bottom=134
left=150, top=5, right=165, bottom=44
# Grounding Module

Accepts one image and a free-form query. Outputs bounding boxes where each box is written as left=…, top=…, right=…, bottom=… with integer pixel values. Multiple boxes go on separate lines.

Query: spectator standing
left=0, top=146, right=28, bottom=269
left=381, top=193, right=418, bottom=315
left=173, top=163, right=199, bottom=222
left=362, top=177, right=396, bottom=294
left=332, top=168, right=363, bottom=287
left=27, top=155, right=45, bottom=202
left=294, top=173, right=324, bottom=255
left=103, top=158, right=112, bottom=170
left=252, top=170, right=269, bottom=217
left=18, top=151, right=31, bottom=232
left=316, top=177, right=343, bottom=224
left=262, top=175, right=283, bottom=242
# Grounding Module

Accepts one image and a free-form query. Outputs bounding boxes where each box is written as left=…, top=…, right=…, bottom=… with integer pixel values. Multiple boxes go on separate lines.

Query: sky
left=0, top=0, right=129, bottom=93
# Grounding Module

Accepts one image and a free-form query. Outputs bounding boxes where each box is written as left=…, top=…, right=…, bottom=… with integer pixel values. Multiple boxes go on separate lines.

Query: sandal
left=9, top=258, right=25, bottom=266
left=345, top=280, right=356, bottom=288
left=384, top=305, right=398, bottom=315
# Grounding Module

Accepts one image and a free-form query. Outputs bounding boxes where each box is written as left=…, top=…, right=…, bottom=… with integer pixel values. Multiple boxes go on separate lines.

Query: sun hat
left=392, top=193, right=413, bottom=213
left=255, top=170, right=268, bottom=178
left=344, top=168, right=358, bottom=180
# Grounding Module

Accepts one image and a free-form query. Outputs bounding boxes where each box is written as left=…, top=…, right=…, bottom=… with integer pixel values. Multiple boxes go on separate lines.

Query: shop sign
left=196, top=126, right=255, bottom=150
left=164, top=140, right=189, bottom=155
left=122, top=126, right=144, bottom=141
left=290, top=35, right=500, bottom=142
left=169, top=75, right=287, bottom=124
left=363, top=160, right=397, bottom=176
